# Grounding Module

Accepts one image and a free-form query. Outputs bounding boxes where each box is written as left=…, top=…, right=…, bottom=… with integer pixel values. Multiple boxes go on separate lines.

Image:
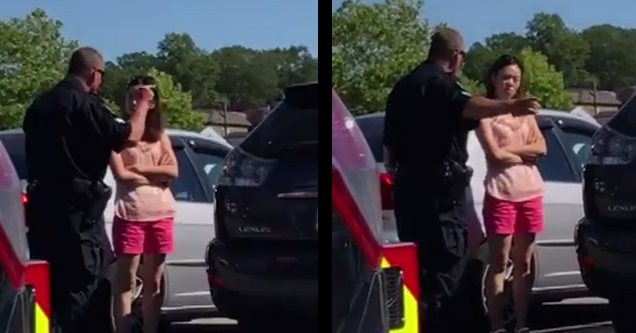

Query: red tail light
left=21, top=193, right=27, bottom=205
left=379, top=173, right=394, bottom=210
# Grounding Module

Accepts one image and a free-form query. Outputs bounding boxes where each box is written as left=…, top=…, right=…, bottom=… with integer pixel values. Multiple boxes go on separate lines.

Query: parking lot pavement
left=530, top=298, right=612, bottom=332
left=170, top=298, right=612, bottom=332
left=171, top=318, right=239, bottom=332
left=171, top=318, right=318, bottom=333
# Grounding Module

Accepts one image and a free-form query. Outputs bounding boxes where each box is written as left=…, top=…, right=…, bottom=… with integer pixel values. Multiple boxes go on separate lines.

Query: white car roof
left=0, top=128, right=233, bottom=149
left=356, top=109, right=601, bottom=127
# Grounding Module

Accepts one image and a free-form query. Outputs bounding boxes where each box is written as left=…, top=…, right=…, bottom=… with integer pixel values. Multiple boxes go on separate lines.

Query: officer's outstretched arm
left=462, top=96, right=515, bottom=120
left=463, top=96, right=539, bottom=120
left=430, top=77, right=520, bottom=120
left=437, top=78, right=539, bottom=120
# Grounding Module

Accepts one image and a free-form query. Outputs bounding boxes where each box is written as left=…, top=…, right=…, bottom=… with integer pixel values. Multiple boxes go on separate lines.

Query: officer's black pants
left=394, top=184, right=469, bottom=333
left=26, top=192, right=111, bottom=333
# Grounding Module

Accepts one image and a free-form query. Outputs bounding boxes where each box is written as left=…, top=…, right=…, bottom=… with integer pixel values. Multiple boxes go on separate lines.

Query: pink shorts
left=112, top=216, right=174, bottom=255
left=483, top=195, right=543, bottom=235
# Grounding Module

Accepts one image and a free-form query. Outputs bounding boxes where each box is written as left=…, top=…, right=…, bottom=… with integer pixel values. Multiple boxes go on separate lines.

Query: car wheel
left=608, top=295, right=636, bottom=333
left=106, top=263, right=169, bottom=333
left=129, top=269, right=170, bottom=333
left=480, top=260, right=516, bottom=331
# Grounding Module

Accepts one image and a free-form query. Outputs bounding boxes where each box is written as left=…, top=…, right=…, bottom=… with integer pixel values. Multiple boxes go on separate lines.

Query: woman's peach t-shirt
left=483, top=115, right=544, bottom=202
left=114, top=141, right=176, bottom=222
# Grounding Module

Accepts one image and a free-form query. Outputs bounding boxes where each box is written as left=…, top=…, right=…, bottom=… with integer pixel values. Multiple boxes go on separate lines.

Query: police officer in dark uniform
left=383, top=28, right=539, bottom=333
left=23, top=47, right=151, bottom=333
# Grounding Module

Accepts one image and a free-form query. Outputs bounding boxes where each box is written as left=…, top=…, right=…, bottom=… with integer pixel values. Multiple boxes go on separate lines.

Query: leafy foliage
left=518, top=48, right=572, bottom=110
left=332, top=0, right=431, bottom=114
left=0, top=9, right=77, bottom=129
left=147, top=68, right=205, bottom=131
left=0, top=9, right=318, bottom=131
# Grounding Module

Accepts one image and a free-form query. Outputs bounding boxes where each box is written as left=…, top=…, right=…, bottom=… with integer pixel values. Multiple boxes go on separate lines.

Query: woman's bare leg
left=141, top=253, right=166, bottom=333
left=486, top=234, right=513, bottom=331
left=511, top=233, right=536, bottom=330
left=114, top=254, right=141, bottom=333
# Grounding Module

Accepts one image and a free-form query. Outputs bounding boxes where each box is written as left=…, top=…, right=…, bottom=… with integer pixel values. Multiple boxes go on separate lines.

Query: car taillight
left=587, top=126, right=636, bottom=165
left=379, top=173, right=394, bottom=210
left=21, top=193, right=27, bottom=205
left=218, top=149, right=275, bottom=187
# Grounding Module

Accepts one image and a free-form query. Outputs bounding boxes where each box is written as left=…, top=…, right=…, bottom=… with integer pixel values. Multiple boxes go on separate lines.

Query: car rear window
left=241, top=83, right=318, bottom=158
left=608, top=95, right=636, bottom=136
left=0, top=133, right=26, bottom=179
left=355, top=115, right=384, bottom=162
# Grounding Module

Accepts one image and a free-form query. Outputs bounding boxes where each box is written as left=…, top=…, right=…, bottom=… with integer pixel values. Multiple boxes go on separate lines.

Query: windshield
left=332, top=90, right=383, bottom=242
left=608, top=92, right=636, bottom=136
left=241, top=102, right=318, bottom=158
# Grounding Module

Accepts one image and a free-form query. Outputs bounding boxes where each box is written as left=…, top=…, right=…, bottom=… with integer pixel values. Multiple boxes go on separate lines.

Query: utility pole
left=592, top=80, right=598, bottom=115
left=223, top=99, right=228, bottom=137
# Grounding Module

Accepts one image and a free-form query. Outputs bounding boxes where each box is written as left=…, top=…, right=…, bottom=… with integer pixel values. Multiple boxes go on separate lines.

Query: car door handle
left=277, top=190, right=318, bottom=199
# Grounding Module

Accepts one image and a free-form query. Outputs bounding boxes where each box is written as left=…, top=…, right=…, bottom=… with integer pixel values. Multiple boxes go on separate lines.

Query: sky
left=0, top=0, right=318, bottom=61
left=332, top=0, right=636, bottom=47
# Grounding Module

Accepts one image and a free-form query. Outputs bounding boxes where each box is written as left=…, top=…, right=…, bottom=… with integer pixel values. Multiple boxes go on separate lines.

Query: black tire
left=455, top=260, right=490, bottom=333
left=456, top=259, right=515, bottom=332
left=123, top=269, right=171, bottom=333
left=608, top=295, right=636, bottom=333
left=129, top=297, right=171, bottom=333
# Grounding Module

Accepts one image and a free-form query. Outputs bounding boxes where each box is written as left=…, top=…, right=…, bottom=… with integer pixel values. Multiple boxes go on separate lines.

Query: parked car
left=577, top=92, right=636, bottom=323
left=0, top=140, right=51, bottom=333
left=207, top=82, right=318, bottom=329
left=0, top=128, right=232, bottom=324
left=331, top=90, right=420, bottom=332
left=356, top=110, right=599, bottom=326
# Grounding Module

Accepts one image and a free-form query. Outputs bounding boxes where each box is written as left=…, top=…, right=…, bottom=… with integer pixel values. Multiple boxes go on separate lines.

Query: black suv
left=577, top=94, right=636, bottom=329
left=206, top=82, right=318, bottom=328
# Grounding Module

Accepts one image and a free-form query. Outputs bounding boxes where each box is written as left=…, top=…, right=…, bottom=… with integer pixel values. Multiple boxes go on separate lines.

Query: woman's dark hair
left=485, top=54, right=525, bottom=99
left=125, top=75, right=163, bottom=142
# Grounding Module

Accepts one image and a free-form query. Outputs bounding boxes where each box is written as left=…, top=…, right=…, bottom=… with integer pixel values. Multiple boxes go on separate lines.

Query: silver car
left=355, top=109, right=599, bottom=325
left=0, top=128, right=232, bottom=324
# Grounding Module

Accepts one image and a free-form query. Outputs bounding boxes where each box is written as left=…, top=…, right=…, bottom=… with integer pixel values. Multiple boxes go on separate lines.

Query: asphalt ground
left=169, top=298, right=613, bottom=332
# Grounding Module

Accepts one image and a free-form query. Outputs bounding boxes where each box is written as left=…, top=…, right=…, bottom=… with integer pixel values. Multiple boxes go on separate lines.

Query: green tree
left=100, top=51, right=161, bottom=104
left=265, top=46, right=318, bottom=89
left=147, top=68, right=205, bottom=131
left=458, top=73, right=484, bottom=95
left=582, top=25, right=636, bottom=90
left=463, top=33, right=528, bottom=83
left=518, top=48, right=572, bottom=110
left=0, top=9, right=78, bottom=129
left=332, top=0, right=430, bottom=114
left=525, top=12, right=591, bottom=87
left=211, top=46, right=280, bottom=109
left=156, top=33, right=220, bottom=106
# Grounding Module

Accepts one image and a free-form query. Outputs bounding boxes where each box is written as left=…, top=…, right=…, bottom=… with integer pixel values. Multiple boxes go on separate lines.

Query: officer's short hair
left=428, top=28, right=465, bottom=60
left=67, top=47, right=103, bottom=75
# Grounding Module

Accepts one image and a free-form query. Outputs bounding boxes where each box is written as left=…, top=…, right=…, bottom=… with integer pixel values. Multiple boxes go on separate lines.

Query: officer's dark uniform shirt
left=23, top=77, right=132, bottom=183
left=383, top=60, right=476, bottom=170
